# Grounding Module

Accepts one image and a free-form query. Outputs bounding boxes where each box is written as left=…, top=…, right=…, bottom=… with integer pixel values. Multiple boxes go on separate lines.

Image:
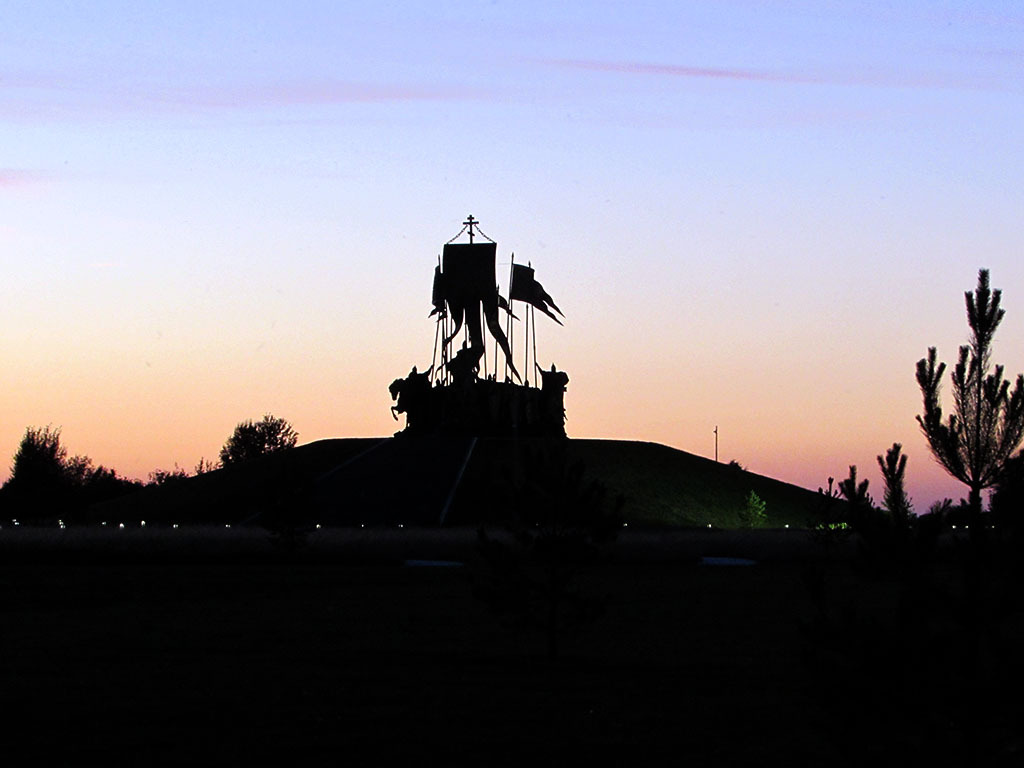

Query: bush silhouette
left=8, top=425, right=67, bottom=487
left=148, top=465, right=190, bottom=487
left=1, top=426, right=138, bottom=522
left=219, top=414, right=298, bottom=466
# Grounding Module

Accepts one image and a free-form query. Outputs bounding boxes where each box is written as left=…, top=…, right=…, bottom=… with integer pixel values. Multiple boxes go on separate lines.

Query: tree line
left=0, top=414, right=297, bottom=524
left=826, top=268, right=1024, bottom=535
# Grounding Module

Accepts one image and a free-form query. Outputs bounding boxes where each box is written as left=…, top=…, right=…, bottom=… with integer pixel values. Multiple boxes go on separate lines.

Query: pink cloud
left=546, top=58, right=819, bottom=84
left=545, top=58, right=993, bottom=91
left=2, top=73, right=493, bottom=122
left=152, top=81, right=492, bottom=110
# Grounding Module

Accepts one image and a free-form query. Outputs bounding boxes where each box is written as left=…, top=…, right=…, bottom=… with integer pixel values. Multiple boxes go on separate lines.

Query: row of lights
left=0, top=521, right=809, bottom=531
left=0, top=520, right=995, bottom=532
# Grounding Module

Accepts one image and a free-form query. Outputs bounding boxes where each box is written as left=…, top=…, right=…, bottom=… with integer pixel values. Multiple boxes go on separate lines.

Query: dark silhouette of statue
left=390, top=366, right=432, bottom=430
left=537, top=363, right=569, bottom=392
left=446, top=344, right=483, bottom=388
left=537, top=363, right=569, bottom=433
left=390, top=216, right=568, bottom=438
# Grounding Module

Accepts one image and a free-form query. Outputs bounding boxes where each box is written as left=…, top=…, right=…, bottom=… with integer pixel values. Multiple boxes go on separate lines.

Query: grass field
left=1, top=527, right=1021, bottom=764
left=564, top=439, right=825, bottom=527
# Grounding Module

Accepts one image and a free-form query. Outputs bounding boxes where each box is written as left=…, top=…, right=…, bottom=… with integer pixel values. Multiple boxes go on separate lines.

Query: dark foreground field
left=1, top=528, right=1020, bottom=765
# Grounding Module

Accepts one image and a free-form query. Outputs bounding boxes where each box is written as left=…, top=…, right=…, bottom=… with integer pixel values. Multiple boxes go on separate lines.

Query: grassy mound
left=566, top=440, right=823, bottom=528
left=89, top=437, right=826, bottom=529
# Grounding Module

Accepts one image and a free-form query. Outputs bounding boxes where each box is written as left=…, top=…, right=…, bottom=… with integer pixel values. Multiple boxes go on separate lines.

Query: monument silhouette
left=390, top=215, right=568, bottom=438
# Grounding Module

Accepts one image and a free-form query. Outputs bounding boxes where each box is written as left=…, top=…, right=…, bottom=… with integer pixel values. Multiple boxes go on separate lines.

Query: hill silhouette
left=88, top=438, right=825, bottom=528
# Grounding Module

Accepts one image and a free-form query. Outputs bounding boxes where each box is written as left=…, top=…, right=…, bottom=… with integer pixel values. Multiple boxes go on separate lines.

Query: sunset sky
left=3, top=1, right=1023, bottom=509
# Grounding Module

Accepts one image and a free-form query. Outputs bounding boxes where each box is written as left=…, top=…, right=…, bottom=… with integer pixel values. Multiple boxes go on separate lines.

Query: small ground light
left=398, top=524, right=404, bottom=528
left=140, top=520, right=145, bottom=527
left=118, top=523, right=124, bottom=529
left=172, top=524, right=179, bottom=529
left=784, top=524, right=789, bottom=529
left=315, top=524, right=321, bottom=529
left=225, top=524, right=231, bottom=528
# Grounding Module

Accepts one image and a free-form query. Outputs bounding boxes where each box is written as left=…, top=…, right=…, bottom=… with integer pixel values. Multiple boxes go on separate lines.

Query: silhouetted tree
left=814, top=476, right=844, bottom=527
left=838, top=464, right=872, bottom=511
left=853, top=445, right=929, bottom=567
left=1, top=426, right=73, bottom=520
left=837, top=464, right=893, bottom=555
left=876, top=442, right=912, bottom=525
left=739, top=490, right=767, bottom=528
left=927, top=498, right=956, bottom=517
left=194, top=457, right=220, bottom=475
left=840, top=460, right=917, bottom=536
left=219, top=414, right=298, bottom=466
left=917, top=269, right=1024, bottom=523
left=148, top=465, right=190, bottom=487
left=8, top=425, right=67, bottom=488
left=1, top=426, right=138, bottom=521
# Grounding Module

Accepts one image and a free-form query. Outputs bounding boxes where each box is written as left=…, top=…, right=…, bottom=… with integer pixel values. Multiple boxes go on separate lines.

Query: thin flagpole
left=442, top=284, right=450, bottom=386
left=523, top=294, right=530, bottom=386
left=531, top=303, right=538, bottom=386
left=480, top=303, right=487, bottom=379
left=432, top=315, right=440, bottom=378
left=506, top=253, right=515, bottom=382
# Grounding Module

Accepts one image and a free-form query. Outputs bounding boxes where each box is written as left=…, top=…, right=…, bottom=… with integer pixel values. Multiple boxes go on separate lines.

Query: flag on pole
left=510, top=264, right=563, bottom=325
left=439, top=242, right=520, bottom=380
left=429, top=265, right=446, bottom=317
